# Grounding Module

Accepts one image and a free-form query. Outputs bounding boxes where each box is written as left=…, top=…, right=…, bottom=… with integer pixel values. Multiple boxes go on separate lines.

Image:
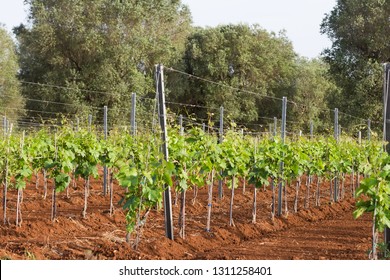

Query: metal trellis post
left=218, top=106, right=224, bottom=200
left=103, top=106, right=108, bottom=195
left=277, top=97, right=287, bottom=216
left=334, top=108, right=339, bottom=202
left=383, top=63, right=390, bottom=252
left=156, top=64, right=174, bottom=240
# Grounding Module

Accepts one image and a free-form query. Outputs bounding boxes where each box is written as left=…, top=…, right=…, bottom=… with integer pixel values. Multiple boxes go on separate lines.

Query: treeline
left=0, top=0, right=389, bottom=135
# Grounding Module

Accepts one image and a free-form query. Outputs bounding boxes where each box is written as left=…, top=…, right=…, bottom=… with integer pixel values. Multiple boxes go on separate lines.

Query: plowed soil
left=0, top=174, right=373, bottom=260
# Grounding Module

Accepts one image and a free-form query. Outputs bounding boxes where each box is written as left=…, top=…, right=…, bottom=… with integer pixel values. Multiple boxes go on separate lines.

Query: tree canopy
left=168, top=24, right=297, bottom=126
left=0, top=25, right=24, bottom=121
left=15, top=0, right=192, bottom=124
left=290, top=58, right=338, bottom=133
left=9, top=0, right=387, bottom=136
left=167, top=25, right=338, bottom=133
left=321, top=0, right=390, bottom=129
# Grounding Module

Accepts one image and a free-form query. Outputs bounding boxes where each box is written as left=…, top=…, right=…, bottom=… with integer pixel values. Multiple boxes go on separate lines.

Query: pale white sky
left=181, top=0, right=337, bottom=58
left=0, top=0, right=28, bottom=31
left=0, top=0, right=336, bottom=58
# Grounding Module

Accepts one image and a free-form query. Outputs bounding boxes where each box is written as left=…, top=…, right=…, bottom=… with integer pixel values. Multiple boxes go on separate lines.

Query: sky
left=0, top=0, right=337, bottom=58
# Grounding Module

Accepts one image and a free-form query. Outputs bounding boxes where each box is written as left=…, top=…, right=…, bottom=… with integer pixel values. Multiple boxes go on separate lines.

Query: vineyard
left=2, top=0, right=390, bottom=265
left=1, top=115, right=390, bottom=259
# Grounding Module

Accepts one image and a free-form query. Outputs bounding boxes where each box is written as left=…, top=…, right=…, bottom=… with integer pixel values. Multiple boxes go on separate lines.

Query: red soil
left=0, top=175, right=373, bottom=260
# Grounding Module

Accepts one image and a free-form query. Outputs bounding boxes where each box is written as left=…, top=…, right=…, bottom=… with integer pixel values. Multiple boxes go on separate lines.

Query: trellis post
left=156, top=64, right=174, bottom=240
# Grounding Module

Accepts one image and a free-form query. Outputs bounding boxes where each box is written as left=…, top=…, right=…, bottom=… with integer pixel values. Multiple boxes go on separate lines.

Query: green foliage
left=43, top=128, right=75, bottom=192
left=5, top=134, right=33, bottom=190
left=220, top=131, right=251, bottom=180
left=321, top=0, right=390, bottom=130
left=170, top=24, right=297, bottom=124
left=354, top=156, right=390, bottom=232
left=116, top=132, right=174, bottom=233
left=0, top=119, right=386, bottom=240
left=0, top=25, right=25, bottom=120
left=290, top=58, right=338, bottom=132
left=321, top=0, right=390, bottom=62
left=14, top=0, right=192, bottom=124
left=73, top=129, right=101, bottom=180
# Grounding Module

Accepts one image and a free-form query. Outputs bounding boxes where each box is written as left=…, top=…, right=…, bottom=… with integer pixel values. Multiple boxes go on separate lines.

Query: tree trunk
left=51, top=182, right=57, bottom=221
left=206, top=170, right=215, bottom=232
left=16, top=188, right=23, bottom=226
left=82, top=177, right=90, bottom=218
left=43, top=169, right=48, bottom=200
left=133, top=209, right=150, bottom=250
left=294, top=177, right=301, bottom=213
left=179, top=190, right=186, bottom=239
left=174, top=190, right=179, bottom=206
left=178, top=163, right=187, bottom=238
left=252, top=186, right=257, bottom=224
left=72, top=170, right=76, bottom=189
left=3, top=157, right=9, bottom=225
left=109, top=171, right=114, bottom=216
left=271, top=177, right=275, bottom=220
left=315, top=177, right=321, bottom=207
left=340, top=173, right=345, bottom=200
left=371, top=187, right=379, bottom=260
left=66, top=182, right=70, bottom=199
left=305, top=174, right=311, bottom=209
left=87, top=175, right=91, bottom=197
left=329, top=178, right=333, bottom=203
left=3, top=180, right=8, bottom=225
left=192, top=184, right=198, bottom=205
left=284, top=180, right=288, bottom=215
left=229, top=176, right=236, bottom=227
left=355, top=171, right=360, bottom=197
left=35, top=171, right=39, bottom=189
